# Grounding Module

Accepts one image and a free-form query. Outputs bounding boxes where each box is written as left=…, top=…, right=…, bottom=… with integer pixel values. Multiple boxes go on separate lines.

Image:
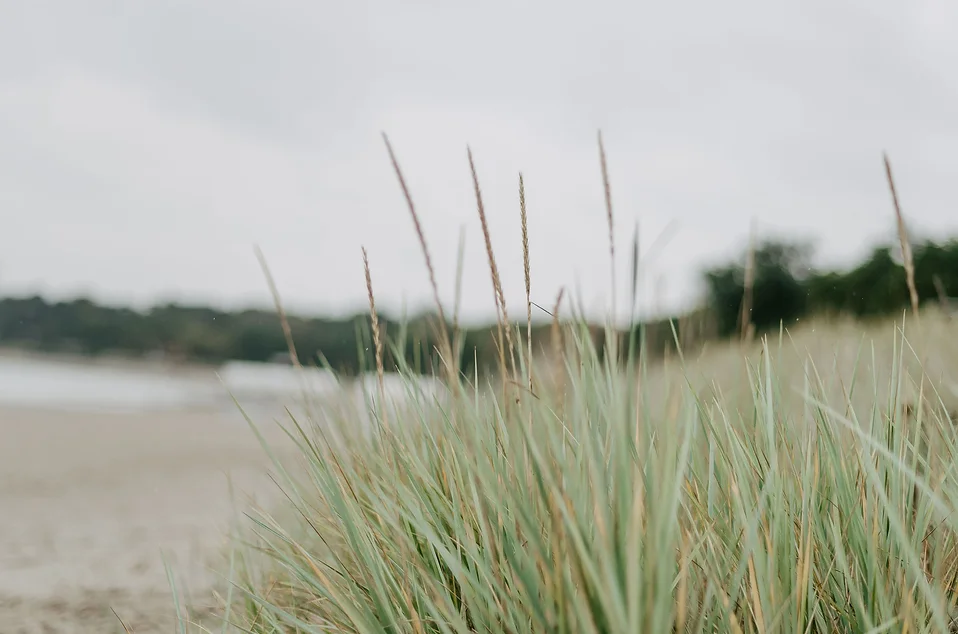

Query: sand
left=0, top=403, right=295, bottom=633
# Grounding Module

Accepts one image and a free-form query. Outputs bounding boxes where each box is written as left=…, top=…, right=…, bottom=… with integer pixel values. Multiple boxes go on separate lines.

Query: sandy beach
left=0, top=403, right=293, bottom=633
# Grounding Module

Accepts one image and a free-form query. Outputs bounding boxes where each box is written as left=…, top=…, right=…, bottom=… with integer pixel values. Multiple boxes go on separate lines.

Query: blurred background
left=1, top=2, right=957, bottom=628
left=2, top=1, right=958, bottom=394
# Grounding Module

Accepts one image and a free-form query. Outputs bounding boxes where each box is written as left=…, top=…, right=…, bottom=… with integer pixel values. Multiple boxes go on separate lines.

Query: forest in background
left=1, top=237, right=955, bottom=376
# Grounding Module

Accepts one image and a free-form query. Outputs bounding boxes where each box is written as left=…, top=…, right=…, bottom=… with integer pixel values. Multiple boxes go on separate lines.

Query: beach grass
left=176, top=140, right=958, bottom=633
left=200, top=307, right=958, bottom=634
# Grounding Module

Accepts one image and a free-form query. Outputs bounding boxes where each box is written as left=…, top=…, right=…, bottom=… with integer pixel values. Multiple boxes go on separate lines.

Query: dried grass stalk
left=739, top=221, right=757, bottom=342
left=550, top=287, right=566, bottom=404
left=382, top=133, right=454, bottom=380
left=255, top=246, right=301, bottom=369
left=598, top=132, right=616, bottom=318
left=519, top=173, right=532, bottom=392
left=598, top=131, right=619, bottom=363
left=362, top=246, right=387, bottom=429
left=468, top=147, right=518, bottom=386
left=448, top=226, right=468, bottom=382
left=884, top=153, right=919, bottom=319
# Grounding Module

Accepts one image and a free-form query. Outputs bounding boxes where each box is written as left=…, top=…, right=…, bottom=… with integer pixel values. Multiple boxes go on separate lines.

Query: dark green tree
left=703, top=240, right=812, bottom=337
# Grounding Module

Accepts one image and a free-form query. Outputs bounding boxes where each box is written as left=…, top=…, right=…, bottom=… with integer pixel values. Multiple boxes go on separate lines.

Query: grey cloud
left=1, top=0, right=956, bottom=323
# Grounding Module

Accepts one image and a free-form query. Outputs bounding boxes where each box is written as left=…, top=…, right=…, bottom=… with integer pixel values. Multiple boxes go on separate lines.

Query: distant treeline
left=704, top=237, right=958, bottom=338
left=1, top=237, right=955, bottom=373
left=0, top=294, right=539, bottom=375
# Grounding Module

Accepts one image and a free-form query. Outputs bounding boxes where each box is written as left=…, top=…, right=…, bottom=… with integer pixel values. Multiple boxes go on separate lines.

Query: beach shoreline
left=0, top=403, right=292, bottom=632
left=0, top=346, right=219, bottom=375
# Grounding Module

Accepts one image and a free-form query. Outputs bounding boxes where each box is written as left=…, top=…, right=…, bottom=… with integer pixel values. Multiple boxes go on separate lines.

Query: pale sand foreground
left=0, top=404, right=296, bottom=633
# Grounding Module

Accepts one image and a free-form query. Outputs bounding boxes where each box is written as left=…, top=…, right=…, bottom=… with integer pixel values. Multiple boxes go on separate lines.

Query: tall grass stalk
left=884, top=153, right=919, bottom=320
left=739, top=220, right=757, bottom=342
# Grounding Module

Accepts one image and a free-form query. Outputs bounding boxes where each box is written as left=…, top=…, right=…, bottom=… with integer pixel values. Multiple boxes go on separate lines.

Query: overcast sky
left=1, top=1, right=956, bottom=324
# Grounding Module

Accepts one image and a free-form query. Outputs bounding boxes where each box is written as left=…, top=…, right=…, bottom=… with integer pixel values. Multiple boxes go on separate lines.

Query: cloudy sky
left=1, top=1, right=956, bottom=324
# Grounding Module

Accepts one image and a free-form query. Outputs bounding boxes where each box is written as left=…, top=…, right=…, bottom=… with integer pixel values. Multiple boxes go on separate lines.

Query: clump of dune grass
left=219, top=318, right=958, bottom=634
left=199, top=141, right=958, bottom=634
